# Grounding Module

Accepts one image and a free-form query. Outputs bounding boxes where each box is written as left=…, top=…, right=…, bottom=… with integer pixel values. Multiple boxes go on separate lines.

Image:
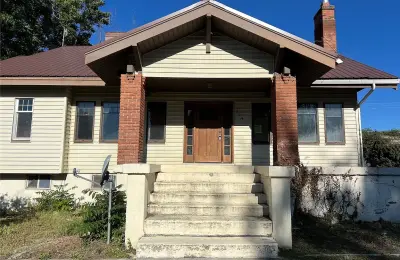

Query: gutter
left=312, top=79, right=399, bottom=89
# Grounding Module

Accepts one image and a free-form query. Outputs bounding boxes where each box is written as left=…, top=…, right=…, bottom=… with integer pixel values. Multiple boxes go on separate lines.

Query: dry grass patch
left=0, top=211, right=131, bottom=260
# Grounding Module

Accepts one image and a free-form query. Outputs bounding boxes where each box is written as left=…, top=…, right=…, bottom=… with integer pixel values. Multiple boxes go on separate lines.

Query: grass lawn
left=0, top=211, right=131, bottom=260
left=281, top=214, right=400, bottom=260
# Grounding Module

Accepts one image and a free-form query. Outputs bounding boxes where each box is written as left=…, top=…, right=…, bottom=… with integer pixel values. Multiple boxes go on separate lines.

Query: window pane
left=38, top=175, right=51, bottom=189
left=18, top=99, right=33, bottom=112
left=224, top=136, right=230, bottom=145
left=27, top=175, right=38, bottom=188
left=326, top=104, right=342, bottom=117
left=298, top=114, right=317, bottom=142
left=16, top=112, right=32, bottom=138
left=76, top=102, right=95, bottom=140
left=325, top=104, right=344, bottom=143
left=224, top=128, right=231, bottom=136
left=102, top=103, right=119, bottom=141
left=92, top=175, right=102, bottom=189
left=326, top=117, right=344, bottom=143
left=298, top=104, right=318, bottom=143
left=187, top=128, right=193, bottom=135
left=252, top=104, right=271, bottom=144
left=147, top=102, right=166, bottom=141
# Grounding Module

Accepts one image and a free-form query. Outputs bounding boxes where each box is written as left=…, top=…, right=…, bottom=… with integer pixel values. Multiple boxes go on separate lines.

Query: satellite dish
left=100, top=155, right=112, bottom=186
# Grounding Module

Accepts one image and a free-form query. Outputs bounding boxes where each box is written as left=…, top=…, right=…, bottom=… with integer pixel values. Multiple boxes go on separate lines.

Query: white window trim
left=25, top=174, right=51, bottom=190
left=12, top=98, right=35, bottom=141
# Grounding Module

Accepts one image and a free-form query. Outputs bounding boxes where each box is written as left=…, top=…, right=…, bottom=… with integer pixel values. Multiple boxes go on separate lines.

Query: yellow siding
left=0, top=87, right=67, bottom=173
left=63, top=90, right=119, bottom=174
left=146, top=102, right=184, bottom=164
left=143, top=31, right=274, bottom=78
left=297, top=89, right=360, bottom=166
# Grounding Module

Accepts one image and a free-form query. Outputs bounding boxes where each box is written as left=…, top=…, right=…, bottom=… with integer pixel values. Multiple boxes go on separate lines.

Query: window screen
left=14, top=98, right=33, bottom=139
left=252, top=103, right=271, bottom=144
left=325, top=104, right=345, bottom=143
left=101, top=102, right=120, bottom=141
left=76, top=102, right=95, bottom=141
left=147, top=102, right=167, bottom=142
left=298, top=104, right=318, bottom=143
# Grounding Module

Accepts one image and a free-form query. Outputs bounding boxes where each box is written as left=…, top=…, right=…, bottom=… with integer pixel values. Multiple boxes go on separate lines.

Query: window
left=101, top=102, right=120, bottom=142
left=26, top=175, right=51, bottom=189
left=325, top=103, right=345, bottom=144
left=298, top=104, right=318, bottom=143
left=147, top=102, right=167, bottom=143
left=252, top=103, right=271, bottom=144
left=75, top=102, right=95, bottom=142
left=92, top=174, right=116, bottom=190
left=13, top=98, right=34, bottom=140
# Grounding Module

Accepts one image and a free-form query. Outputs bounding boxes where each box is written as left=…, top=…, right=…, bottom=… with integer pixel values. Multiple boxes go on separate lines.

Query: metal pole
left=107, top=180, right=112, bottom=244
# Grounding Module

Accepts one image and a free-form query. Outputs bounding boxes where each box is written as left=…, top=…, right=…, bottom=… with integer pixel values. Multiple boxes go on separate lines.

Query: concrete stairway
left=136, top=168, right=278, bottom=258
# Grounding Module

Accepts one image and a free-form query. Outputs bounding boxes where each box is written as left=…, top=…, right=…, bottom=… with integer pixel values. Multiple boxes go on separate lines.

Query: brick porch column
left=117, top=73, right=146, bottom=164
left=271, top=73, right=300, bottom=166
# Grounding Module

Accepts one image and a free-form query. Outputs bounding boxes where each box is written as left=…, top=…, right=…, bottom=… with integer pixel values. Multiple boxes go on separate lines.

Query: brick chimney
left=314, top=0, right=337, bottom=52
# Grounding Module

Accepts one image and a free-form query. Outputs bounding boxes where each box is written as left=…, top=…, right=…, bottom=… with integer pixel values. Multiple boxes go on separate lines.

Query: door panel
left=194, top=105, right=222, bottom=162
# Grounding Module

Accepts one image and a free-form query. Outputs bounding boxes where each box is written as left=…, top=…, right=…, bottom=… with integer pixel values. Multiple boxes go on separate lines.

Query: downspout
left=356, top=83, right=376, bottom=166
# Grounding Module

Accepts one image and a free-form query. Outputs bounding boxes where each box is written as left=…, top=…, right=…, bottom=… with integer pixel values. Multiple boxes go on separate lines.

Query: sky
left=90, top=0, right=400, bottom=130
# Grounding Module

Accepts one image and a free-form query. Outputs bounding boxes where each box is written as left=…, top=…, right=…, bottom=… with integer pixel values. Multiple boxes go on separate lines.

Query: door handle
left=218, top=135, right=222, bottom=141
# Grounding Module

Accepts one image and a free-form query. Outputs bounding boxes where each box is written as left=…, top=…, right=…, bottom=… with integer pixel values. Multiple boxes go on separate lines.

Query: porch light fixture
left=126, top=64, right=134, bottom=74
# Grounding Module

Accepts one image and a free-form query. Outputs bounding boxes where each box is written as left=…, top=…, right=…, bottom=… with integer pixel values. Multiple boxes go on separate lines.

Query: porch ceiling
left=146, top=78, right=272, bottom=93
left=86, top=1, right=337, bottom=86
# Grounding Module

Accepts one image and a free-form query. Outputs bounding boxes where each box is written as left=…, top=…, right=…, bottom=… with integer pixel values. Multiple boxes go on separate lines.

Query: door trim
left=183, top=102, right=233, bottom=163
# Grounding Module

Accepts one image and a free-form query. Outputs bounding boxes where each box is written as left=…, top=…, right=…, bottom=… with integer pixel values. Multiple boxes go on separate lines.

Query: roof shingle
left=0, top=47, right=397, bottom=81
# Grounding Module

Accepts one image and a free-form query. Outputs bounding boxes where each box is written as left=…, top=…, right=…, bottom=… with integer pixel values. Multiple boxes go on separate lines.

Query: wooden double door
left=184, top=102, right=233, bottom=163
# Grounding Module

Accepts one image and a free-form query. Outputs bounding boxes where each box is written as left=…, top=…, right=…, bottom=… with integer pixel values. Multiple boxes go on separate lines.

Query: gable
left=143, top=31, right=274, bottom=78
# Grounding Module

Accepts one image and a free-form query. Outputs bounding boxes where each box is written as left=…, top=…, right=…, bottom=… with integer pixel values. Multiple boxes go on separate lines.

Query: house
left=0, top=0, right=399, bottom=258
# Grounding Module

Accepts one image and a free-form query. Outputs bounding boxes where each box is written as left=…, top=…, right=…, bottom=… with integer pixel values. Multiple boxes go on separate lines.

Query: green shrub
left=363, top=129, right=400, bottom=167
left=35, top=184, right=77, bottom=211
left=0, top=194, right=32, bottom=217
left=79, top=185, right=126, bottom=243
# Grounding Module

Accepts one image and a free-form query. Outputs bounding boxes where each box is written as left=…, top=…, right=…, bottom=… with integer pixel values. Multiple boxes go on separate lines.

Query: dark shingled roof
left=0, top=47, right=398, bottom=80
left=0, top=46, right=97, bottom=77
left=321, top=55, right=398, bottom=80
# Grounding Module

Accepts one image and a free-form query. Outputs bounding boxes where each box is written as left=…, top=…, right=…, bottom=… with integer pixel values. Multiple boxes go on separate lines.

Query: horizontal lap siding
left=0, top=87, right=67, bottom=173
left=297, top=89, right=360, bottom=166
left=143, top=32, right=274, bottom=78
left=64, top=92, right=119, bottom=173
left=146, top=102, right=184, bottom=164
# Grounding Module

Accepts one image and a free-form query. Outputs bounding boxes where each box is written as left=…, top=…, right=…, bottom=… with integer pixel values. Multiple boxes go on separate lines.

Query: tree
left=0, top=0, right=109, bottom=60
left=363, top=129, right=400, bottom=167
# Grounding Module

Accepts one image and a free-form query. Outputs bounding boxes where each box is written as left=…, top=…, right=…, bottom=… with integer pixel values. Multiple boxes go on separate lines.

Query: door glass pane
left=224, top=146, right=231, bottom=156
left=187, top=128, right=193, bottom=135
left=187, top=146, right=193, bottom=155
left=224, top=136, right=230, bottom=145
left=224, top=128, right=230, bottom=136
left=187, top=136, right=193, bottom=146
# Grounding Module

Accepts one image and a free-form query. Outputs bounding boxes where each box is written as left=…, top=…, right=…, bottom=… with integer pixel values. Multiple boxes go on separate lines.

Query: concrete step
left=148, top=203, right=268, bottom=217
left=160, top=164, right=254, bottom=173
left=153, top=182, right=263, bottom=194
left=136, top=236, right=278, bottom=258
left=156, top=172, right=261, bottom=183
left=144, top=215, right=272, bottom=237
left=150, top=192, right=267, bottom=205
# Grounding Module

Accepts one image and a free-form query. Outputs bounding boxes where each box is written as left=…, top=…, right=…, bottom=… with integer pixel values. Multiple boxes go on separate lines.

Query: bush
left=35, top=184, right=77, bottom=212
left=79, top=185, right=126, bottom=243
left=0, top=194, right=31, bottom=217
left=363, top=129, right=400, bottom=167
